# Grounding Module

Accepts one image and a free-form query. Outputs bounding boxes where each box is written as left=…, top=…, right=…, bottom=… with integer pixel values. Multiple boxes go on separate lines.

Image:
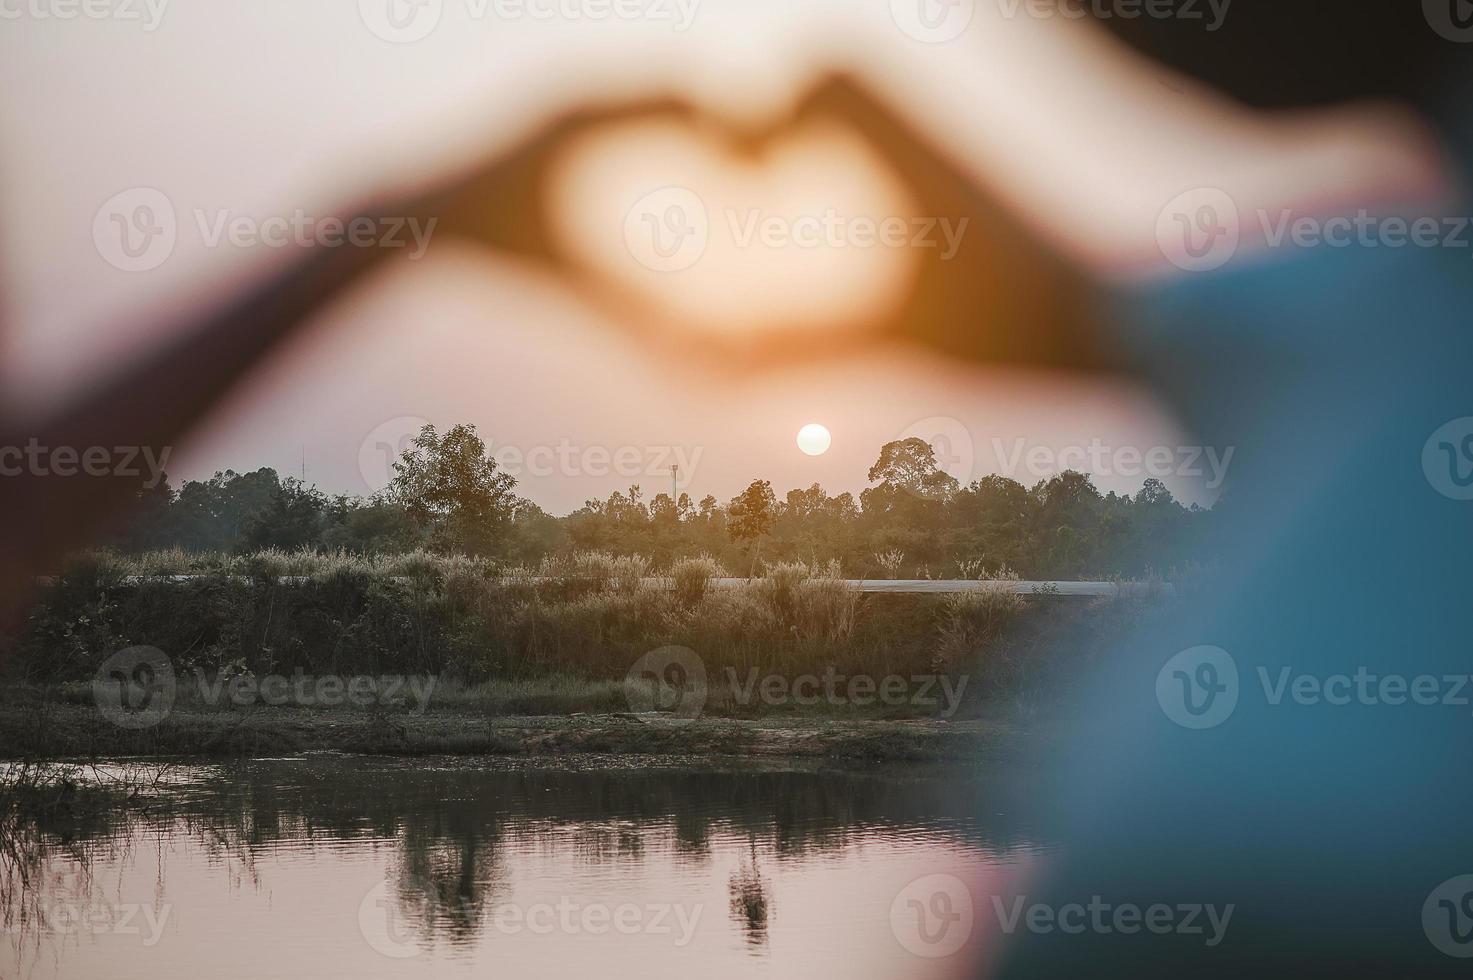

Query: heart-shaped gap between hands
left=547, top=116, right=922, bottom=344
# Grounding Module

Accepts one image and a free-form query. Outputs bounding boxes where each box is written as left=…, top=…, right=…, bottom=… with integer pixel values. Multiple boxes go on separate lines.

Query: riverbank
left=4, top=555, right=1163, bottom=765
left=0, top=694, right=1044, bottom=764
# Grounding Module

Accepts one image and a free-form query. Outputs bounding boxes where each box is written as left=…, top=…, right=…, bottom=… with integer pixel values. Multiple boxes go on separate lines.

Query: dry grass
left=671, top=556, right=724, bottom=605
left=80, top=546, right=501, bottom=581
left=16, top=550, right=1169, bottom=722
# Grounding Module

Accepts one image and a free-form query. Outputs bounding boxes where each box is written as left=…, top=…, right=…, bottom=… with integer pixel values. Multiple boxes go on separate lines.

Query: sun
left=796, top=423, right=832, bottom=457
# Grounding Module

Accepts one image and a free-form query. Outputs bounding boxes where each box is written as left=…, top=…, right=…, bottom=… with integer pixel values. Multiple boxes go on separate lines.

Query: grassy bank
left=12, top=549, right=1162, bottom=683
left=0, top=691, right=1033, bottom=764
left=1, top=548, right=1168, bottom=762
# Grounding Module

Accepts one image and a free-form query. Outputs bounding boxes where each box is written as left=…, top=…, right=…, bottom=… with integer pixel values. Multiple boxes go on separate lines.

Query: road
left=705, top=578, right=1154, bottom=597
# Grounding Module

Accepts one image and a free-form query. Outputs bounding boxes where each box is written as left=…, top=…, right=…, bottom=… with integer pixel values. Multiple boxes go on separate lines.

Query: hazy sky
left=182, top=250, right=1191, bottom=511
left=11, top=0, right=1403, bottom=513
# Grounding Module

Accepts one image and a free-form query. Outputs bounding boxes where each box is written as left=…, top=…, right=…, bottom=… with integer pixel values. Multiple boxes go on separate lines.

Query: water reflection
left=2, top=757, right=1048, bottom=980
left=728, top=839, right=771, bottom=949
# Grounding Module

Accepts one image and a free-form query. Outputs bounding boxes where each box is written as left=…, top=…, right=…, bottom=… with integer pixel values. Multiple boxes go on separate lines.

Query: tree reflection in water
left=1, top=757, right=1048, bottom=958
left=729, top=838, right=772, bottom=949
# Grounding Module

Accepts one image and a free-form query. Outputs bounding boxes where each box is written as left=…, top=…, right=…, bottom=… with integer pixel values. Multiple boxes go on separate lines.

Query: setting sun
left=796, top=423, right=832, bottom=456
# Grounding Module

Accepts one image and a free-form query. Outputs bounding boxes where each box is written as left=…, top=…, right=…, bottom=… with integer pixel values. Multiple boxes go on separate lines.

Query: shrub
left=612, top=554, right=650, bottom=594
left=934, top=580, right=1026, bottom=673
left=569, top=551, right=616, bottom=591
left=670, top=556, right=723, bottom=605
left=872, top=550, right=905, bottom=580
left=753, top=562, right=809, bottom=624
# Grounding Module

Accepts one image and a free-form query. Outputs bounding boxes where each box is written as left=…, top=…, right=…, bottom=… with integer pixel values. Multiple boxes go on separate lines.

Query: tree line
left=110, top=423, right=1217, bottom=579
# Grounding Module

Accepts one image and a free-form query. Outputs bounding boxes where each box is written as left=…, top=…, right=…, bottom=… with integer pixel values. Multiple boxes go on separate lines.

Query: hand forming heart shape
left=420, top=73, right=1109, bottom=373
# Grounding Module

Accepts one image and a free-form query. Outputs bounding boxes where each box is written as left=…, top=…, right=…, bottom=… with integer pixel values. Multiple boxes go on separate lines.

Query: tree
left=319, top=495, right=418, bottom=554
left=856, top=441, right=958, bottom=574
left=503, top=500, right=567, bottom=565
left=783, top=484, right=828, bottom=520
left=727, top=480, right=777, bottom=573
left=959, top=475, right=1031, bottom=524
left=389, top=424, right=518, bottom=555
left=1136, top=478, right=1175, bottom=506
left=171, top=468, right=282, bottom=551
left=861, top=439, right=959, bottom=517
left=244, top=478, right=326, bottom=551
left=727, top=480, right=777, bottom=543
left=111, top=476, right=177, bottom=551
left=650, top=493, right=678, bottom=524
left=1032, top=471, right=1102, bottom=528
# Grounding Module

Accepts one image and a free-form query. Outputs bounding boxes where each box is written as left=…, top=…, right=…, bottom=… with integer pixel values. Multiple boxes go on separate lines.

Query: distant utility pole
left=671, top=465, right=679, bottom=505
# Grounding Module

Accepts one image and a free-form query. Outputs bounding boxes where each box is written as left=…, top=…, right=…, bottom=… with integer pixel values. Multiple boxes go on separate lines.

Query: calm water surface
left=1, top=755, right=1051, bottom=980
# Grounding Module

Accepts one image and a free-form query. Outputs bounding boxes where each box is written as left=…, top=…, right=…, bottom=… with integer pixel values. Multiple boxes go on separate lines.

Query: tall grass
left=69, top=546, right=502, bottom=582
left=11, top=550, right=1168, bottom=716
left=671, top=556, right=723, bottom=605
left=612, top=554, right=650, bottom=593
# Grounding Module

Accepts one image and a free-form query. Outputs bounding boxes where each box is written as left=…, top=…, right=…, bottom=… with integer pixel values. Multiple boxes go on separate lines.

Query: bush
left=670, top=556, right=724, bottom=605
left=612, top=554, right=650, bottom=593
left=569, top=551, right=616, bottom=591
